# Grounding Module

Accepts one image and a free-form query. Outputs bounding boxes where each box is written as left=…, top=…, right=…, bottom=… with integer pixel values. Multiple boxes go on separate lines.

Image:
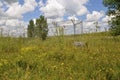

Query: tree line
left=27, top=0, right=120, bottom=40
left=103, top=0, right=120, bottom=36
left=27, top=15, right=48, bottom=40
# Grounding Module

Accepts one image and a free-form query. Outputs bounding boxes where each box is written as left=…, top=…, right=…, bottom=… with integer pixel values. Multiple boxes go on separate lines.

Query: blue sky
left=0, top=0, right=108, bottom=22
left=0, top=0, right=110, bottom=36
left=21, top=0, right=107, bottom=22
left=86, top=0, right=107, bottom=12
left=23, top=6, right=41, bottom=21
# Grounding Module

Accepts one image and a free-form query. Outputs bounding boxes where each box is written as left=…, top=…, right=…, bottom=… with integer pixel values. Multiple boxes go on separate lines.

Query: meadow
left=0, top=32, right=120, bottom=80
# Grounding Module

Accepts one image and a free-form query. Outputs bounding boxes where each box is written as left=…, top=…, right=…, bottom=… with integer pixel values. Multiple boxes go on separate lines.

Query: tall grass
left=0, top=33, right=120, bottom=80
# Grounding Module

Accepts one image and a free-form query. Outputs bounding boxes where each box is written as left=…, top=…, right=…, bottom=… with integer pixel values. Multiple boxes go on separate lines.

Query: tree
left=94, top=21, right=100, bottom=32
left=27, top=20, right=35, bottom=37
left=103, top=0, right=120, bottom=36
left=36, top=15, right=48, bottom=40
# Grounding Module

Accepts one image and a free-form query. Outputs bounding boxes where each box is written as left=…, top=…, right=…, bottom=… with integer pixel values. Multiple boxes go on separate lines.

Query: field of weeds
left=0, top=32, right=120, bottom=80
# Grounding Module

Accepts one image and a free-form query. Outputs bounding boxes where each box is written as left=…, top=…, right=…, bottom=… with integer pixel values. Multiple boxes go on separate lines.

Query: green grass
left=0, top=33, right=120, bottom=80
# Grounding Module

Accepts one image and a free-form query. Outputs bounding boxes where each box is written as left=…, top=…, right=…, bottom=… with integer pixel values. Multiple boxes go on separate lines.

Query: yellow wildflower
left=61, top=63, right=64, bottom=66
left=21, top=46, right=38, bottom=53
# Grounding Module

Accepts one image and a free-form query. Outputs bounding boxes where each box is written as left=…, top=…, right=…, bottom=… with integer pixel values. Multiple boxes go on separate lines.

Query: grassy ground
left=0, top=32, right=120, bottom=80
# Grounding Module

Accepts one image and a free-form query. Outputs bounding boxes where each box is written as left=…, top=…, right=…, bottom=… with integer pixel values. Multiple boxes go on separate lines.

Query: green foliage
left=27, top=15, right=48, bottom=40
left=103, top=0, right=120, bottom=36
left=27, top=20, right=35, bottom=37
left=0, top=33, right=120, bottom=80
left=36, top=15, right=48, bottom=40
left=109, top=16, right=120, bottom=36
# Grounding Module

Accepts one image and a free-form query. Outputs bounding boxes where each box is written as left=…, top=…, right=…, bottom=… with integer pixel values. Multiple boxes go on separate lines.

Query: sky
left=0, top=0, right=111, bottom=37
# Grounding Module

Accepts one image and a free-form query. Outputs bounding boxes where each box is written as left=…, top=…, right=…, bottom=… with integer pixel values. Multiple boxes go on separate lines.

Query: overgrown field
left=0, top=33, right=120, bottom=80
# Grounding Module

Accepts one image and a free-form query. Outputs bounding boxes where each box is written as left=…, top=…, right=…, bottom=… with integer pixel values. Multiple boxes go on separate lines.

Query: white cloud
left=5, top=2, right=23, bottom=18
left=0, top=0, right=111, bottom=36
left=0, top=0, right=37, bottom=37
left=39, top=0, right=89, bottom=19
left=3, top=0, right=18, bottom=4
left=0, top=1, right=3, bottom=7
left=58, top=0, right=88, bottom=16
left=102, top=15, right=114, bottom=22
left=47, top=18, right=64, bottom=23
left=0, top=19, right=27, bottom=29
left=101, top=15, right=114, bottom=31
left=0, top=1, right=6, bottom=17
left=77, top=6, right=88, bottom=16
left=5, top=19, right=21, bottom=27
left=40, top=0, right=65, bottom=18
left=0, top=8, right=5, bottom=16
left=39, top=0, right=44, bottom=7
left=0, top=18, right=28, bottom=37
left=84, top=22, right=94, bottom=28
left=86, top=11, right=104, bottom=21
left=6, top=0, right=37, bottom=19
left=0, top=19, right=6, bottom=25
left=68, top=15, right=78, bottom=20
left=83, top=11, right=112, bottom=32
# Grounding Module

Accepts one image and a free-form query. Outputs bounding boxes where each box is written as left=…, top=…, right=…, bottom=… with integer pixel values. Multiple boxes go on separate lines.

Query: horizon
left=0, top=0, right=111, bottom=37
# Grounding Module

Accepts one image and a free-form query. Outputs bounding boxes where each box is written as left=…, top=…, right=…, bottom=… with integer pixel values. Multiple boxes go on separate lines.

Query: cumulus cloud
left=0, top=0, right=38, bottom=19
left=0, top=0, right=111, bottom=36
left=0, top=19, right=27, bottom=27
left=6, top=0, right=37, bottom=19
left=83, top=11, right=112, bottom=32
left=39, top=0, right=44, bottom=7
left=0, top=19, right=28, bottom=37
left=86, top=11, right=104, bottom=21
left=5, top=19, right=22, bottom=27
left=40, top=0, right=65, bottom=18
left=0, top=1, right=3, bottom=7
left=39, top=0, right=89, bottom=19
left=0, top=1, right=5, bottom=16
left=68, top=15, right=78, bottom=20
left=3, top=0, right=18, bottom=4
left=0, top=8, right=5, bottom=16
left=0, top=19, right=6, bottom=25
left=102, top=15, right=114, bottom=22
left=0, top=0, right=37, bottom=37
left=101, top=15, right=114, bottom=31
left=47, top=18, right=64, bottom=24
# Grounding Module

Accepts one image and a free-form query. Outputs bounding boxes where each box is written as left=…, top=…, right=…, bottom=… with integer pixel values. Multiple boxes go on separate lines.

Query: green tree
left=27, top=20, right=35, bottom=37
left=36, top=15, right=48, bottom=40
left=103, top=0, right=120, bottom=36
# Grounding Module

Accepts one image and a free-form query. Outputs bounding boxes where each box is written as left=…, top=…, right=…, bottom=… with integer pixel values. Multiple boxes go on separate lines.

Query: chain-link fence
left=48, top=20, right=110, bottom=36
left=0, top=20, right=110, bottom=37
